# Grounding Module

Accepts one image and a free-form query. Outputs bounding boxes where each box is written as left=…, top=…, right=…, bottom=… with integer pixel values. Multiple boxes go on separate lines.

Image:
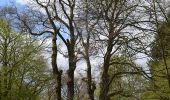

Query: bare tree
left=76, top=0, right=99, bottom=99
left=85, top=0, right=149, bottom=99
left=14, top=0, right=79, bottom=99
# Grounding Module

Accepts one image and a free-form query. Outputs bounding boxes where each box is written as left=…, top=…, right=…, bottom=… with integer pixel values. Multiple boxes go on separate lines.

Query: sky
left=0, top=0, right=8, bottom=5
left=0, top=0, right=22, bottom=6
left=0, top=0, right=91, bottom=76
left=0, top=0, right=69, bottom=70
left=0, top=0, right=29, bottom=11
left=0, top=0, right=149, bottom=77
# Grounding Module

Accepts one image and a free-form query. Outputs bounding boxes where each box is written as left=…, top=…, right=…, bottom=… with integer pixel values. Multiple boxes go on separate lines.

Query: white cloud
left=16, top=0, right=30, bottom=5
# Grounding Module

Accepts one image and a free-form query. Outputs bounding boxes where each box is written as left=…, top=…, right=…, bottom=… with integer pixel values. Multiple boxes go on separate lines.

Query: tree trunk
left=67, top=68, right=74, bottom=100
left=99, top=39, right=113, bottom=100
left=84, top=44, right=95, bottom=100
left=99, top=68, right=110, bottom=100
left=67, top=46, right=76, bottom=100
left=86, top=56, right=95, bottom=100
left=51, top=32, right=62, bottom=100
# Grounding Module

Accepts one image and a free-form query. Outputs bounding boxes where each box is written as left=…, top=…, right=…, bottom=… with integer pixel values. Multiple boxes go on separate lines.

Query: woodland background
left=0, top=0, right=170, bottom=100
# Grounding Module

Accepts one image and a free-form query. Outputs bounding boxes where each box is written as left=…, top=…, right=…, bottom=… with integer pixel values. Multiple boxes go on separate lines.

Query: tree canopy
left=0, top=0, right=170, bottom=100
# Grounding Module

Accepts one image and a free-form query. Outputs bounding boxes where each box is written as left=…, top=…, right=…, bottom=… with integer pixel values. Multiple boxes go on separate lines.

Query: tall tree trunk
left=66, top=13, right=76, bottom=99
left=99, top=38, right=113, bottom=100
left=51, top=32, right=62, bottom=100
left=86, top=56, right=95, bottom=100
left=67, top=44, right=76, bottom=100
left=67, top=68, right=75, bottom=100
left=83, top=37, right=96, bottom=100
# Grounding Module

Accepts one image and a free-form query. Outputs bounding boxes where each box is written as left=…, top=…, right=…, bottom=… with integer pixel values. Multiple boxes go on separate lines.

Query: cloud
left=16, top=0, right=30, bottom=5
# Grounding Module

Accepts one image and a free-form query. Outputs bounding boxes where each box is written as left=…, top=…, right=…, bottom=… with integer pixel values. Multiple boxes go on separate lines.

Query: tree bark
left=86, top=56, right=95, bottom=100
left=51, top=32, right=62, bottom=100
left=83, top=40, right=96, bottom=100
left=99, top=38, right=114, bottom=100
left=67, top=43, right=76, bottom=100
left=83, top=1, right=96, bottom=98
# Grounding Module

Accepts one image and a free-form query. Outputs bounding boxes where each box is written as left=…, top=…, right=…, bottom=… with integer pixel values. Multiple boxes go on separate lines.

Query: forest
left=0, top=0, right=170, bottom=100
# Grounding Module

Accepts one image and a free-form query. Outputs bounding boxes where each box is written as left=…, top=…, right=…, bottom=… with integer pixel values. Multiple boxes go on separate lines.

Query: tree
left=141, top=0, right=170, bottom=99
left=0, top=18, right=50, bottom=99
left=14, top=0, right=91, bottom=99
left=108, top=56, right=144, bottom=100
left=2, top=0, right=170, bottom=99
left=94, top=55, right=144, bottom=100
left=76, top=0, right=99, bottom=99
left=84, top=0, right=145, bottom=99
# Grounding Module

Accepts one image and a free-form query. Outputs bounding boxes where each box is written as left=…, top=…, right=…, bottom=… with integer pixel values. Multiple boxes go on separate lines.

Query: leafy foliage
left=0, top=18, right=50, bottom=100
left=143, top=13, right=170, bottom=100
